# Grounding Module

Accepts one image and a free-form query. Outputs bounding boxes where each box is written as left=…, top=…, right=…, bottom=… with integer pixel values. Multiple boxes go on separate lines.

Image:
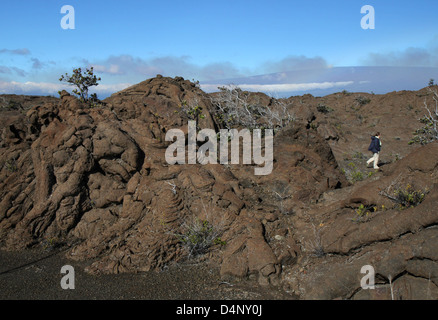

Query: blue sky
left=1, top=0, right=438, bottom=97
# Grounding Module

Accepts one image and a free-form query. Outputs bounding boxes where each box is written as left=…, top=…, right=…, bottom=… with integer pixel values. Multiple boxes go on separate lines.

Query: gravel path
left=0, top=248, right=295, bottom=300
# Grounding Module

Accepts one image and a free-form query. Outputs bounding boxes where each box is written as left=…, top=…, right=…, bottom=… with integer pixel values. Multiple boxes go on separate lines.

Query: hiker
left=367, top=132, right=381, bottom=169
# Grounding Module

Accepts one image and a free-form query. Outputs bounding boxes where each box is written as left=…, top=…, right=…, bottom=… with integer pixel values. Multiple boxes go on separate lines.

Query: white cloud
left=86, top=54, right=330, bottom=83
left=94, top=83, right=133, bottom=95
left=0, top=78, right=354, bottom=98
left=260, top=55, right=328, bottom=73
left=362, top=45, right=438, bottom=67
left=88, top=55, right=244, bottom=81
left=0, top=53, right=348, bottom=97
left=0, top=80, right=67, bottom=95
left=201, top=81, right=354, bottom=93
left=93, top=64, right=122, bottom=75
left=0, top=80, right=132, bottom=97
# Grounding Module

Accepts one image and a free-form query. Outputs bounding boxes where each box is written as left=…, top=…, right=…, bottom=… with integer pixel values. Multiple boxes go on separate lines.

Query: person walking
left=367, top=132, right=381, bottom=169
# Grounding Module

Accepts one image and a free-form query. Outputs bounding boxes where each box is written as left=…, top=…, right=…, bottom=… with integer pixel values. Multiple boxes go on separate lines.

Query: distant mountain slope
left=201, top=66, right=438, bottom=97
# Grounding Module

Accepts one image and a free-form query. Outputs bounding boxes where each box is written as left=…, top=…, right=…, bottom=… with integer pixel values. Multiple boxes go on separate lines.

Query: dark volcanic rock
left=1, top=77, right=437, bottom=299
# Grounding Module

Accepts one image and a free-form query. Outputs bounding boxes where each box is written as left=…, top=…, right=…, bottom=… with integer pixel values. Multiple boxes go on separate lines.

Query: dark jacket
left=368, top=136, right=381, bottom=153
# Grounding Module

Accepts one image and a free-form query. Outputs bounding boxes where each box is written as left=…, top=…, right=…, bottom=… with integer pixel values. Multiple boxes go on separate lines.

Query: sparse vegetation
left=351, top=170, right=364, bottom=181
left=379, top=176, right=429, bottom=209
left=180, top=99, right=206, bottom=130
left=392, top=184, right=428, bottom=209
left=346, top=160, right=364, bottom=182
left=341, top=152, right=378, bottom=183
left=0, top=97, right=23, bottom=111
left=352, top=204, right=380, bottom=223
left=352, top=202, right=395, bottom=223
left=304, top=224, right=326, bottom=258
left=353, top=151, right=364, bottom=160
left=176, top=217, right=225, bottom=257
left=41, top=237, right=62, bottom=252
left=4, top=157, right=18, bottom=173
left=209, top=85, right=294, bottom=133
left=271, top=187, right=292, bottom=215
left=355, top=95, right=371, bottom=106
left=409, top=86, right=438, bottom=145
left=316, top=103, right=333, bottom=114
left=191, top=78, right=201, bottom=88
left=388, top=153, right=402, bottom=163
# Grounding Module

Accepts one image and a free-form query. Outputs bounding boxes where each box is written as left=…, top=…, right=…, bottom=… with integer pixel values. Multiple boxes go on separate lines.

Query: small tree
left=59, top=67, right=101, bottom=106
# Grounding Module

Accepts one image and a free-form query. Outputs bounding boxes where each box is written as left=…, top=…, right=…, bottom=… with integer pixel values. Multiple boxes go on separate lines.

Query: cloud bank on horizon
left=1, top=1, right=438, bottom=98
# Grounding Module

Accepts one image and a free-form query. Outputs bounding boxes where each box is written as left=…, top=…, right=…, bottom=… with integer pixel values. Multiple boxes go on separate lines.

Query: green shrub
left=41, top=237, right=62, bottom=252
left=409, top=115, right=438, bottom=145
left=345, top=161, right=365, bottom=182
left=353, top=204, right=377, bottom=223
left=351, top=170, right=364, bottom=181
left=353, top=151, right=365, bottom=160
left=393, top=184, right=428, bottom=208
left=180, top=100, right=205, bottom=121
left=380, top=183, right=429, bottom=210
left=316, top=103, right=333, bottom=114
left=4, top=158, right=18, bottom=173
left=355, top=204, right=368, bottom=217
left=355, top=96, right=371, bottom=106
